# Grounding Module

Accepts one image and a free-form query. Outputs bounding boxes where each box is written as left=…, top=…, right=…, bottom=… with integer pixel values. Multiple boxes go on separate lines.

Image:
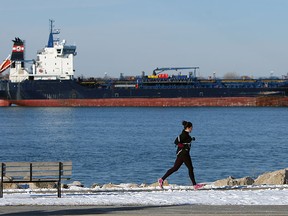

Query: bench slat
left=31, top=162, right=72, bottom=166
left=1, top=162, right=31, bottom=167
left=4, top=170, right=72, bottom=177
left=3, top=178, right=71, bottom=183
left=1, top=161, right=72, bottom=167
left=3, top=171, right=31, bottom=177
left=5, top=167, right=31, bottom=172
left=4, top=165, right=72, bottom=172
left=32, top=171, right=72, bottom=176
left=32, top=165, right=72, bottom=171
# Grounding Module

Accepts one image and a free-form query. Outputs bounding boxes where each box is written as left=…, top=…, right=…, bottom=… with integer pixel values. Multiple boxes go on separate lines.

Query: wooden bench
left=0, top=161, right=72, bottom=198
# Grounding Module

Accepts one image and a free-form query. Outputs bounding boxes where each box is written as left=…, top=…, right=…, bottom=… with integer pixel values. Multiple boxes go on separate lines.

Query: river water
left=0, top=107, right=287, bottom=186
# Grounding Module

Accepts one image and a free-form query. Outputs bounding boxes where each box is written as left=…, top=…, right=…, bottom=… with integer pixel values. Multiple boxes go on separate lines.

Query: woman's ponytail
left=182, top=120, right=192, bottom=129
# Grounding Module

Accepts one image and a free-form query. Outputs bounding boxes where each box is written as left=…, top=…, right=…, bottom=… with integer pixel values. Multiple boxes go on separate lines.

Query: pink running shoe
left=194, top=183, right=205, bottom=190
left=158, top=178, right=164, bottom=188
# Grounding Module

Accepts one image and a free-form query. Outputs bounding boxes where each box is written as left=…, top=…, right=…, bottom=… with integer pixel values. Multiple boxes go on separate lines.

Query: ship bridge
left=6, top=20, right=77, bottom=82
left=34, top=20, right=77, bottom=80
left=59, top=45, right=77, bottom=56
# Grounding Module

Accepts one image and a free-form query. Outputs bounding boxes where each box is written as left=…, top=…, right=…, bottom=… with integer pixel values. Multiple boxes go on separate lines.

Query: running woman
left=158, top=120, right=204, bottom=189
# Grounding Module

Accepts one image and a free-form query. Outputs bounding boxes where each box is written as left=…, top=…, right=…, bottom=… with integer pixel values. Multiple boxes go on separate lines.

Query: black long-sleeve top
left=174, top=129, right=193, bottom=156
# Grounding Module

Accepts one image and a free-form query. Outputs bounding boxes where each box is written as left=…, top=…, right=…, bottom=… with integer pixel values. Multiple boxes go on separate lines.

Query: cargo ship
left=0, top=20, right=288, bottom=107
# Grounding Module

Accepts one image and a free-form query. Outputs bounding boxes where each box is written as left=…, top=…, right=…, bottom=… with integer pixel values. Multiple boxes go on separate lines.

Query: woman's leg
left=161, top=156, right=184, bottom=180
left=183, top=155, right=197, bottom=185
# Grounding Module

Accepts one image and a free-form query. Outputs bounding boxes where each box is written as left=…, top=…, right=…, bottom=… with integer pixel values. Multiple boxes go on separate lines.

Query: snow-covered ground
left=1, top=184, right=288, bottom=206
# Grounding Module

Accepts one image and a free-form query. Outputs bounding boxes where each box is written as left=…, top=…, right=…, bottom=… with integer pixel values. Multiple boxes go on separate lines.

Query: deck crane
left=152, top=67, right=200, bottom=76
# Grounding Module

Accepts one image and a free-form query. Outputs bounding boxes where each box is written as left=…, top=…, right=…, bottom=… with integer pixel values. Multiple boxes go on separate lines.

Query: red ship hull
left=1, top=96, right=287, bottom=107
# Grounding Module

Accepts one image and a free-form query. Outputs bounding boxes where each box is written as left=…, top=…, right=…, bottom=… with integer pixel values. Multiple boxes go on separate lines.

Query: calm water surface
left=0, top=107, right=287, bottom=186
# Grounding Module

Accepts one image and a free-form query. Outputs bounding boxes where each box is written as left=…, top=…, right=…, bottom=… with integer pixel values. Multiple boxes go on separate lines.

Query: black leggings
left=161, top=153, right=197, bottom=185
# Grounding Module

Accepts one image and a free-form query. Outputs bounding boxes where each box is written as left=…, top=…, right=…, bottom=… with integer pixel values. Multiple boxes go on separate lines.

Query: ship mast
left=47, top=19, right=60, bottom=47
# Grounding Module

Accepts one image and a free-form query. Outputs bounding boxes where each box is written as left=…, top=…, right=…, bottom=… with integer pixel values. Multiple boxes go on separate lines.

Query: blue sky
left=1, top=0, right=288, bottom=78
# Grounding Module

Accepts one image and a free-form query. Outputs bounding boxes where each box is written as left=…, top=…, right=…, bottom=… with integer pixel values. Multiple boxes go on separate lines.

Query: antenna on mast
left=47, top=19, right=60, bottom=47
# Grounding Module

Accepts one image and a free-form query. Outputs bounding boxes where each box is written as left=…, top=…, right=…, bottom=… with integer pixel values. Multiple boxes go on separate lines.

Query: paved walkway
left=1, top=205, right=288, bottom=216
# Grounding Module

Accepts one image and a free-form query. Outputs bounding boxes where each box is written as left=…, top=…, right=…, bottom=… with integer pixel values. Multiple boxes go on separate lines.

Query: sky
left=1, top=0, right=288, bottom=79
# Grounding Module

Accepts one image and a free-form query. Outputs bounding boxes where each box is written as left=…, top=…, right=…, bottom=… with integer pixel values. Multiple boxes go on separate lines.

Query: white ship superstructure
left=7, top=20, right=77, bottom=82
